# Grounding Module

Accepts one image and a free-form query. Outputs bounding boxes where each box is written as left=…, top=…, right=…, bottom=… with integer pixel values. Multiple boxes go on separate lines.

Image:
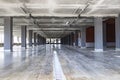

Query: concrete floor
left=0, top=44, right=120, bottom=80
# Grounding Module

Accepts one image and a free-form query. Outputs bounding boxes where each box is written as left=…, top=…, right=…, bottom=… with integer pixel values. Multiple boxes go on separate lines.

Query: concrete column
left=68, top=35, right=71, bottom=45
left=94, top=17, right=103, bottom=51
left=63, top=37, right=66, bottom=45
left=63, top=37, right=65, bottom=45
left=37, top=34, right=39, bottom=45
left=40, top=36, right=42, bottom=45
left=4, top=17, right=13, bottom=51
left=81, top=27, right=86, bottom=48
left=61, top=38, right=64, bottom=44
left=56, top=39, right=58, bottom=44
left=71, top=32, right=74, bottom=46
left=75, top=31, right=79, bottom=46
left=29, top=30, right=33, bottom=47
left=69, top=34, right=72, bottom=45
left=61, top=38, right=62, bottom=44
left=103, top=22, right=107, bottom=48
left=50, top=38, right=51, bottom=44
left=63, top=37, right=65, bottom=44
left=38, top=35, right=41, bottom=45
left=34, top=32, right=37, bottom=46
left=41, top=37, right=43, bottom=44
left=66, top=36, right=69, bottom=45
left=115, top=14, right=120, bottom=50
left=78, top=31, right=81, bottom=47
left=67, top=36, right=69, bottom=45
left=41, top=37, right=43, bottom=45
left=39, top=35, right=41, bottom=45
left=43, top=38, right=46, bottom=44
left=73, top=32, right=76, bottom=46
left=21, top=26, right=27, bottom=48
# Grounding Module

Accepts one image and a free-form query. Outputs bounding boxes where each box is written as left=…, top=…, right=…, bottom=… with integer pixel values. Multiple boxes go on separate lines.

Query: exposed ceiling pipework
left=0, top=0, right=120, bottom=38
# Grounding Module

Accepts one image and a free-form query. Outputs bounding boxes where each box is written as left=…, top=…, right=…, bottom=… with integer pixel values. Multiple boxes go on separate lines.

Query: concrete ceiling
left=0, top=0, right=120, bottom=38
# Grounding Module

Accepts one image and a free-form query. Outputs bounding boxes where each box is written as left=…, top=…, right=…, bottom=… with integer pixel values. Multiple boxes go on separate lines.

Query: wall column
left=94, top=17, right=103, bottom=51
left=69, top=33, right=72, bottom=45
left=81, top=27, right=86, bottom=48
left=4, top=17, right=13, bottom=51
left=29, top=30, right=33, bottom=47
left=21, top=26, right=27, bottom=48
left=71, top=32, right=74, bottom=46
left=50, top=38, right=51, bottom=44
left=78, top=31, right=81, bottom=47
left=115, top=14, right=120, bottom=50
left=34, top=32, right=37, bottom=46
left=37, top=34, right=39, bottom=45
left=75, top=31, right=79, bottom=46
left=103, top=22, right=107, bottom=48
left=73, top=32, right=76, bottom=46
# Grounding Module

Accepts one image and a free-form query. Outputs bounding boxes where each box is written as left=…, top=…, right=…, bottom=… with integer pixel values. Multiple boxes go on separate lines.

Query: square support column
left=29, top=30, right=33, bottom=47
left=56, top=39, right=58, bottom=44
left=50, top=38, right=51, bottom=44
left=4, top=17, right=13, bottom=51
left=103, top=22, right=107, bottom=48
left=34, top=33, right=37, bottom=46
left=68, top=35, right=71, bottom=45
left=78, top=31, right=81, bottom=47
left=37, top=34, right=41, bottom=45
left=39, top=36, right=42, bottom=45
left=21, top=26, right=27, bottom=48
left=94, top=17, right=103, bottom=52
left=71, top=32, right=74, bottom=46
left=115, top=14, right=120, bottom=50
left=73, top=32, right=76, bottom=46
left=75, top=31, right=79, bottom=46
left=81, top=27, right=86, bottom=48
left=37, top=34, right=39, bottom=45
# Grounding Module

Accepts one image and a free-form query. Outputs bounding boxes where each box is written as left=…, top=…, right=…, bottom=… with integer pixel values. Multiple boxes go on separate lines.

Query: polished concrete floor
left=0, top=44, right=120, bottom=80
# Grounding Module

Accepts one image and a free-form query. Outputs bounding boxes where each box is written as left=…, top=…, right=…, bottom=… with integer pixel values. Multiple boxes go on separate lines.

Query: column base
left=4, top=49, right=12, bottom=52
left=21, top=47, right=26, bottom=50
left=81, top=47, right=86, bottom=49
left=34, top=45, right=37, bottom=47
left=115, top=48, right=120, bottom=51
left=29, top=46, right=33, bottom=48
left=94, top=49, right=104, bottom=52
left=73, top=43, right=75, bottom=46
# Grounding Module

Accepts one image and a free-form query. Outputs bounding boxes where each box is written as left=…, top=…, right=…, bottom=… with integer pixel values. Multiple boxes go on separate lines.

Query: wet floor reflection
left=0, top=45, right=53, bottom=80
left=0, top=45, right=120, bottom=80
left=93, top=52, right=105, bottom=61
left=4, top=52, right=13, bottom=69
left=21, top=50, right=26, bottom=62
left=57, top=45, right=120, bottom=80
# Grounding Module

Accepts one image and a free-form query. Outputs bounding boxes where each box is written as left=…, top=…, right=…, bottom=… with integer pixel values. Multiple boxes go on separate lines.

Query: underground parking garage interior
left=0, top=0, right=120, bottom=80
